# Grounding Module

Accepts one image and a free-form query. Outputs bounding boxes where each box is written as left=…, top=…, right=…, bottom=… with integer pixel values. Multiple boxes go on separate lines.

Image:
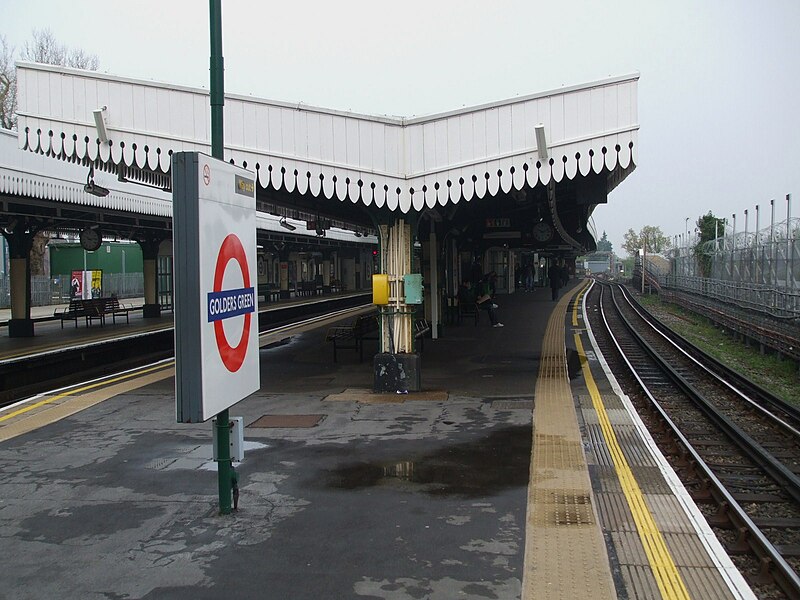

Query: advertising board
left=70, top=269, right=103, bottom=299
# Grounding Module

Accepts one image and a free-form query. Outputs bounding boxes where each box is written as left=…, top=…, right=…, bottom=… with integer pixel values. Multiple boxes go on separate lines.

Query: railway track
left=0, top=294, right=371, bottom=407
left=585, top=280, right=800, bottom=599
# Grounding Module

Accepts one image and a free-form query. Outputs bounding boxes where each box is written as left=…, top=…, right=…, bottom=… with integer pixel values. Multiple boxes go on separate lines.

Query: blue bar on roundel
left=207, top=287, right=256, bottom=322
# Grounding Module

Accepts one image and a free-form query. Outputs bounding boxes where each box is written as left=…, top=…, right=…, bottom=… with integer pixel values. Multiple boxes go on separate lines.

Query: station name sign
left=173, top=152, right=260, bottom=423
left=207, top=287, right=255, bottom=321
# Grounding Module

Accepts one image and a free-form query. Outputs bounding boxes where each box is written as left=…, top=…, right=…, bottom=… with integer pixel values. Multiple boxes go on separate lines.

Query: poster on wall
left=70, top=270, right=103, bottom=299
left=70, top=270, right=82, bottom=299
left=90, top=270, right=102, bottom=298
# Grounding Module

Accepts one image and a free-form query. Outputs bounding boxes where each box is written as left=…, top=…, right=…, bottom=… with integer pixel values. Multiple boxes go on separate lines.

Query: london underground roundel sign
left=208, top=233, right=255, bottom=372
left=173, top=153, right=260, bottom=423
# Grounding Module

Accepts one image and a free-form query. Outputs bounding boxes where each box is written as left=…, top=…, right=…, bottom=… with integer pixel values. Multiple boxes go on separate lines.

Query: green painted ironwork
left=209, top=0, right=232, bottom=516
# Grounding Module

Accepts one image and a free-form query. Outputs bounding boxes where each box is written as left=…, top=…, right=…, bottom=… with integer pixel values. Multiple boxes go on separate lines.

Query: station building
left=7, top=64, right=638, bottom=363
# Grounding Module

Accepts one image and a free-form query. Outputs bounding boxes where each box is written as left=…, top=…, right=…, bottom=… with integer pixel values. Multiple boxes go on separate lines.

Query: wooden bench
left=55, top=299, right=104, bottom=328
left=102, top=296, right=132, bottom=324
left=55, top=297, right=132, bottom=327
left=325, top=314, right=378, bottom=362
left=258, top=285, right=281, bottom=303
left=298, top=281, right=322, bottom=297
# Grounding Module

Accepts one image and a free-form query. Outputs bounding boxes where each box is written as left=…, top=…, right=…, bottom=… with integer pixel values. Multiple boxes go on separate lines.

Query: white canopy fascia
left=1, top=128, right=172, bottom=217
left=17, top=62, right=638, bottom=213
left=1, top=128, right=374, bottom=244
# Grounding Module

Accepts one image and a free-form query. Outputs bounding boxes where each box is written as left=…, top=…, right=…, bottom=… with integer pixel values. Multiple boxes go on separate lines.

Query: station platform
left=0, top=281, right=755, bottom=599
left=0, top=298, right=168, bottom=363
left=0, top=292, right=364, bottom=363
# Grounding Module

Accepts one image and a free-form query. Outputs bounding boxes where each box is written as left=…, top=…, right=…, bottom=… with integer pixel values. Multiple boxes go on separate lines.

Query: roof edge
left=16, top=61, right=638, bottom=127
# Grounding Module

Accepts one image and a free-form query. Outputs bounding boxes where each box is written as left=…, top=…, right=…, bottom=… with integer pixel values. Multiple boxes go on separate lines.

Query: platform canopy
left=0, top=127, right=372, bottom=245
left=16, top=62, right=638, bottom=223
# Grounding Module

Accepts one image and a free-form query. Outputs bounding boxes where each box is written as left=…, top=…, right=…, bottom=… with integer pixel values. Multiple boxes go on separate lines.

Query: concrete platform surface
left=0, top=286, right=560, bottom=599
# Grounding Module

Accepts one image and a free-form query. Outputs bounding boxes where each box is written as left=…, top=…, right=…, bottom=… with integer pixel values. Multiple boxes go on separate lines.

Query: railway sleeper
left=773, top=543, right=800, bottom=557
left=731, top=492, right=789, bottom=503
left=752, top=516, right=800, bottom=529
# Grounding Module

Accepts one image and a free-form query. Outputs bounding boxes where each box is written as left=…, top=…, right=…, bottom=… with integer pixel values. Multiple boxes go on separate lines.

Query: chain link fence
left=0, top=273, right=144, bottom=308
left=660, top=215, right=800, bottom=320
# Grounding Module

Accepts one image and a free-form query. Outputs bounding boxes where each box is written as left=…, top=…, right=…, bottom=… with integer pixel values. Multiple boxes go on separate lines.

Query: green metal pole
left=209, top=0, right=232, bottom=516
left=210, top=0, right=224, bottom=162
left=216, top=409, right=232, bottom=515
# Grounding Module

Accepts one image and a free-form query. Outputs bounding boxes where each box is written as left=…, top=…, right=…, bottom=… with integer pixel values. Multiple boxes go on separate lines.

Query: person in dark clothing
left=548, top=261, right=562, bottom=301
left=523, top=264, right=534, bottom=291
left=476, top=276, right=503, bottom=327
left=459, top=279, right=503, bottom=327
left=486, top=271, right=498, bottom=298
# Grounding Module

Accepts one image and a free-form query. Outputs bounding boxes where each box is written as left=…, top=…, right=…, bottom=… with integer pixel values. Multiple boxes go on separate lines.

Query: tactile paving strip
left=531, top=488, right=594, bottom=526
left=575, top=308, right=753, bottom=600
left=643, top=494, right=696, bottom=534
left=533, top=434, right=585, bottom=470
left=678, top=566, right=738, bottom=600
left=594, top=491, right=636, bottom=532
left=522, top=288, right=616, bottom=600
left=620, top=564, right=662, bottom=599
left=574, top=321, right=695, bottom=600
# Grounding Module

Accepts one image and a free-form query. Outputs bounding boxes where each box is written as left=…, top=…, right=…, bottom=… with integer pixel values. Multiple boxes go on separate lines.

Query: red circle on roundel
left=213, top=234, right=251, bottom=372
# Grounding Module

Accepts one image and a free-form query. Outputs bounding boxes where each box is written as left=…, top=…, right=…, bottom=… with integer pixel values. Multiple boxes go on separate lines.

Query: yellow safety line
left=571, top=282, right=584, bottom=326
left=0, top=361, right=174, bottom=423
left=574, top=332, right=690, bottom=600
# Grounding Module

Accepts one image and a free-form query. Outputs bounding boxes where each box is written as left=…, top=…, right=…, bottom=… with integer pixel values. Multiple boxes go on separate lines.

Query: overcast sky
left=5, top=0, right=799, bottom=254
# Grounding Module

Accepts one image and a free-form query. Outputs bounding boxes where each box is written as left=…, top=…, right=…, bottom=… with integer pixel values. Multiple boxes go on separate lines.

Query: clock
left=80, top=227, right=102, bottom=251
left=532, top=221, right=554, bottom=243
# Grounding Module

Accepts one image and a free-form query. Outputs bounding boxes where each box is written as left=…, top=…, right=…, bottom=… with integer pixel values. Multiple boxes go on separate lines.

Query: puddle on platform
left=323, top=425, right=531, bottom=497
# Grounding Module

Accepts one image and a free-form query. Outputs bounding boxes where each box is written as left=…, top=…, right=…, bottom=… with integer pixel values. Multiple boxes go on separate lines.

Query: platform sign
left=173, top=152, right=260, bottom=423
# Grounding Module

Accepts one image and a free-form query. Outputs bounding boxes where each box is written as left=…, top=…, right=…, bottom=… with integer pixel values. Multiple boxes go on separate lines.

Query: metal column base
left=8, top=318, right=34, bottom=337
left=373, top=352, right=421, bottom=393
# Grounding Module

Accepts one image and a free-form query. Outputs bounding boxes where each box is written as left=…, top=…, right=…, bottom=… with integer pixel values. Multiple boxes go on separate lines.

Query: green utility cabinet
left=404, top=274, right=423, bottom=304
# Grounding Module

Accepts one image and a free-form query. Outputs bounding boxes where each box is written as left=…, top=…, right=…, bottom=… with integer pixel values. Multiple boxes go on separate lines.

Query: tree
left=1, top=29, right=98, bottom=132
left=21, top=29, right=98, bottom=71
left=0, top=36, right=16, bottom=130
left=622, top=225, right=670, bottom=257
left=596, top=231, right=613, bottom=252
left=1, top=29, right=99, bottom=275
left=694, top=212, right=726, bottom=244
left=693, top=212, right=726, bottom=277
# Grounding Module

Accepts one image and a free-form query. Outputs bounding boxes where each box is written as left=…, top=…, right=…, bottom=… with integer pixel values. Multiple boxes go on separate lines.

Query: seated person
left=474, top=278, right=503, bottom=328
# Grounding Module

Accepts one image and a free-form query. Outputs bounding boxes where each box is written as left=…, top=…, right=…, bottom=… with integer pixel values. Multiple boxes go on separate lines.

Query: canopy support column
left=429, top=219, right=439, bottom=340
left=136, top=235, right=163, bottom=318
left=374, top=217, right=421, bottom=393
left=3, top=221, right=37, bottom=337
